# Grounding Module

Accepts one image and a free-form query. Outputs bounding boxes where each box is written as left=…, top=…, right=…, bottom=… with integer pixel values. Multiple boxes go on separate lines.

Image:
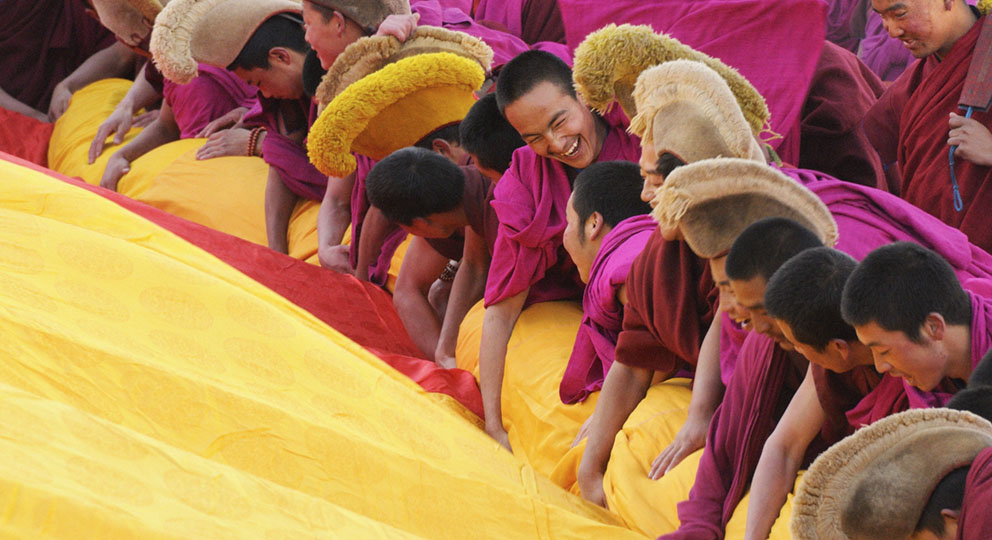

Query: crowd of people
left=3, top=0, right=992, bottom=538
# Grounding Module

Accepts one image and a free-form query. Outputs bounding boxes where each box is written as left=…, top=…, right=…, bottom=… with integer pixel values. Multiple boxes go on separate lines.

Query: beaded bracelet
left=246, top=127, right=266, bottom=157
left=439, top=260, right=459, bottom=282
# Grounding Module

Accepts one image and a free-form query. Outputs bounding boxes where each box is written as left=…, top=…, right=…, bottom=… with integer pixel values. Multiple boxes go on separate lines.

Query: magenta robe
left=347, top=155, right=409, bottom=287
left=474, top=0, right=566, bottom=45
left=162, top=64, right=258, bottom=139
left=559, top=214, right=654, bottom=404
left=557, top=0, right=826, bottom=165
left=243, top=96, right=327, bottom=201
left=959, top=447, right=992, bottom=540
left=485, top=109, right=640, bottom=307
left=0, top=0, right=114, bottom=110
left=865, top=17, right=992, bottom=252
left=413, top=1, right=531, bottom=67
left=719, top=313, right=748, bottom=386
left=824, top=0, right=861, bottom=52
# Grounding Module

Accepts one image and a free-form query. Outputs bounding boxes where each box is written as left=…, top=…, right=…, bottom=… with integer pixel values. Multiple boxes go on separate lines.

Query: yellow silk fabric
left=0, top=158, right=644, bottom=539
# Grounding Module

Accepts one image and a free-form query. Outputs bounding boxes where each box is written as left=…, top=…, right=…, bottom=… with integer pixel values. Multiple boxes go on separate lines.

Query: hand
left=375, top=12, right=420, bottom=42
left=318, top=243, right=353, bottom=274
left=648, top=414, right=708, bottom=479
left=949, top=112, right=992, bottom=167
left=196, top=107, right=248, bottom=138
left=485, top=422, right=513, bottom=452
left=428, top=277, right=452, bottom=319
left=48, top=81, right=73, bottom=121
left=572, top=414, right=594, bottom=448
left=435, top=353, right=457, bottom=370
left=89, top=104, right=137, bottom=164
left=100, top=153, right=131, bottom=192
left=577, top=467, right=607, bottom=507
left=132, top=109, right=160, bottom=128
left=196, top=128, right=252, bottom=160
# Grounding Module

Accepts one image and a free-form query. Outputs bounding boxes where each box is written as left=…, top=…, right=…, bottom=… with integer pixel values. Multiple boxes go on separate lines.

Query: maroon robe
left=0, top=0, right=114, bottom=110
left=473, top=0, right=566, bottom=45
left=958, top=447, right=992, bottom=540
left=865, top=16, right=992, bottom=252
left=559, top=214, right=654, bottom=404
left=244, top=96, right=327, bottom=201
left=164, top=64, right=258, bottom=139
left=347, top=155, right=407, bottom=288
left=485, top=109, right=639, bottom=308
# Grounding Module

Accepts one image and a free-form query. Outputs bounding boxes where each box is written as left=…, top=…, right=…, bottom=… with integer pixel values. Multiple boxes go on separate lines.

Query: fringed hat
left=633, top=60, right=765, bottom=165
left=791, top=408, right=992, bottom=540
left=150, top=0, right=302, bottom=84
left=652, top=158, right=837, bottom=259
left=307, top=30, right=490, bottom=177
left=305, top=0, right=411, bottom=36
left=572, top=23, right=768, bottom=134
left=90, top=0, right=164, bottom=46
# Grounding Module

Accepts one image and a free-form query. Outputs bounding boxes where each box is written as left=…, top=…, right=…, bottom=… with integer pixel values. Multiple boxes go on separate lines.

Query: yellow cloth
left=456, top=301, right=600, bottom=478
left=288, top=199, right=321, bottom=262
left=48, top=78, right=144, bottom=184
left=724, top=473, right=803, bottom=540
left=0, top=158, right=646, bottom=540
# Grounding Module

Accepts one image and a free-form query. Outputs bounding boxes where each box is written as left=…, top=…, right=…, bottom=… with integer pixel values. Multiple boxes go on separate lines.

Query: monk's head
left=563, top=161, right=651, bottom=283
left=496, top=51, right=604, bottom=169
left=459, top=93, right=524, bottom=182
left=88, top=0, right=164, bottom=54
left=366, top=147, right=470, bottom=238
left=871, top=0, right=977, bottom=59
left=725, top=218, right=825, bottom=350
left=228, top=14, right=308, bottom=100
left=302, top=0, right=409, bottom=69
left=764, top=247, right=869, bottom=373
left=841, top=242, right=972, bottom=391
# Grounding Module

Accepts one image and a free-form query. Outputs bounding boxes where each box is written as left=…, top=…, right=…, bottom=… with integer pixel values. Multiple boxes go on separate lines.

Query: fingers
left=88, top=126, right=112, bottom=164
left=649, top=448, right=672, bottom=480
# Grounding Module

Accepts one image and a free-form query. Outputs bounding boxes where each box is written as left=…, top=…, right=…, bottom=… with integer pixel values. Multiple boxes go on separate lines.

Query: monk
left=364, top=147, right=496, bottom=365
left=842, top=242, right=992, bottom=391
left=560, top=161, right=653, bottom=404
left=458, top=93, right=524, bottom=182
left=482, top=50, right=641, bottom=450
left=864, top=0, right=992, bottom=250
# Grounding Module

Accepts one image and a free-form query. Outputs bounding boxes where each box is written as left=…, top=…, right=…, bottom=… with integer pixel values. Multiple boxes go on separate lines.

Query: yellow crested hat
left=652, top=158, right=838, bottom=259
left=307, top=28, right=491, bottom=177
left=572, top=23, right=768, bottom=135
left=151, top=0, right=302, bottom=84
left=89, top=0, right=164, bottom=46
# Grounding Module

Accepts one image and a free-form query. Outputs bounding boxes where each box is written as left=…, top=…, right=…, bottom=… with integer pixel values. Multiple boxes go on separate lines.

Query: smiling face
left=731, top=275, right=793, bottom=350
left=502, top=81, right=603, bottom=169
left=777, top=319, right=860, bottom=373
left=871, top=0, right=959, bottom=58
left=854, top=320, right=947, bottom=390
left=639, top=141, right=667, bottom=210
left=710, top=256, right=747, bottom=324
left=231, top=48, right=305, bottom=100
left=302, top=1, right=353, bottom=69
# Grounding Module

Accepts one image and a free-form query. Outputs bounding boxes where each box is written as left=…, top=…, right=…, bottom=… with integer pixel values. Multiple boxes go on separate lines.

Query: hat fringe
left=151, top=0, right=222, bottom=83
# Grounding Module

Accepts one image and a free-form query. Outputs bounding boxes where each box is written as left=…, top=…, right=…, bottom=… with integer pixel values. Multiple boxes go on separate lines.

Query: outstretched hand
left=318, top=243, right=353, bottom=275
left=196, top=107, right=248, bottom=138
left=100, top=153, right=130, bottom=192
left=486, top=422, right=513, bottom=453
left=196, top=128, right=252, bottom=160
left=577, top=468, right=607, bottom=508
left=949, top=112, right=992, bottom=167
left=375, top=12, right=420, bottom=42
left=48, top=81, right=73, bottom=121
left=89, top=105, right=137, bottom=164
left=649, top=414, right=708, bottom=479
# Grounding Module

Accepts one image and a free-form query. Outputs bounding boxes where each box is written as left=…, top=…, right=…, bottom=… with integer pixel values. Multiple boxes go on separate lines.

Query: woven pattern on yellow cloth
left=0, top=158, right=643, bottom=539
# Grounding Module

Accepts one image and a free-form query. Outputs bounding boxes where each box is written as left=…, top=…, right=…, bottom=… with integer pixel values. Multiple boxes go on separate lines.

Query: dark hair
left=365, top=147, right=464, bottom=225
left=228, top=14, right=308, bottom=71
left=725, top=217, right=824, bottom=282
left=414, top=123, right=461, bottom=150
left=495, top=50, right=575, bottom=114
left=971, top=347, right=992, bottom=386
left=654, top=152, right=688, bottom=177
left=765, top=247, right=858, bottom=350
left=841, top=242, right=971, bottom=341
left=946, top=347, right=992, bottom=422
left=914, top=467, right=968, bottom=537
left=571, top=161, right=651, bottom=230
left=459, top=93, right=524, bottom=173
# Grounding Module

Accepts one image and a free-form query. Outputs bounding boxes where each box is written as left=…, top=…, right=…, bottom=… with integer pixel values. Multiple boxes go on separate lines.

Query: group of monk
left=4, top=0, right=992, bottom=538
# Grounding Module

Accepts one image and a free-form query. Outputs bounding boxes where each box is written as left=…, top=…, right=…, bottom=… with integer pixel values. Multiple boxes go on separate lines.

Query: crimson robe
left=244, top=96, right=327, bottom=201
left=473, top=0, right=566, bottom=45
left=559, top=214, right=654, bottom=404
left=485, top=109, right=639, bottom=307
left=958, top=447, right=992, bottom=540
left=0, top=0, right=114, bottom=111
left=163, top=64, right=258, bottom=139
left=864, top=16, right=992, bottom=252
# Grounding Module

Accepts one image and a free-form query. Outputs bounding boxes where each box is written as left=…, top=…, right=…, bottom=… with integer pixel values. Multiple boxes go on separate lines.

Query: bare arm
left=264, top=166, right=296, bottom=254
left=50, top=42, right=140, bottom=120
left=651, top=314, right=725, bottom=478
left=435, top=227, right=490, bottom=368
left=479, top=287, right=529, bottom=451
left=88, top=66, right=162, bottom=163
left=100, top=100, right=179, bottom=191
left=577, top=361, right=654, bottom=507
left=743, top=368, right=824, bottom=540
left=394, top=237, right=450, bottom=360
left=0, top=86, right=48, bottom=122
left=316, top=172, right=355, bottom=272
left=353, top=205, right=395, bottom=282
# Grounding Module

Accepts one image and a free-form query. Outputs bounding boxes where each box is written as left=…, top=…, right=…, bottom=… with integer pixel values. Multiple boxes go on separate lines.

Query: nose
left=547, top=133, right=568, bottom=155
left=883, top=19, right=902, bottom=38
left=641, top=175, right=662, bottom=204
left=874, top=356, right=892, bottom=374
left=751, top=313, right=773, bottom=335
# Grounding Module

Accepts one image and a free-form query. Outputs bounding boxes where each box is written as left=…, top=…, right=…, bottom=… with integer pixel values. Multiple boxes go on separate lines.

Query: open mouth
left=902, top=39, right=918, bottom=49
left=562, top=138, right=580, bottom=158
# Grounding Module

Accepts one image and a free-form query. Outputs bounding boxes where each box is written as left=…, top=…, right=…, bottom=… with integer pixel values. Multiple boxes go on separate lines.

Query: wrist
left=439, top=260, right=459, bottom=282
left=247, top=127, right=266, bottom=157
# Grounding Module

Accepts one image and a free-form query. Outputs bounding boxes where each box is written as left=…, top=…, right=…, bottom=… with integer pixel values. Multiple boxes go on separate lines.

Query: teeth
left=564, top=138, right=579, bottom=157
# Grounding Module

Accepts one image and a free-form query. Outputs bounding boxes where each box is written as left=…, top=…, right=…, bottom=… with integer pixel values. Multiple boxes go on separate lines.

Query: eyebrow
left=520, top=110, right=566, bottom=139
left=865, top=341, right=882, bottom=348
left=743, top=301, right=764, bottom=311
left=873, top=2, right=906, bottom=14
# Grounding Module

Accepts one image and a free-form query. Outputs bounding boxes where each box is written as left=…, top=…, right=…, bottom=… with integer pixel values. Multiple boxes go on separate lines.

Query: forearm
left=395, top=239, right=448, bottom=359
left=579, top=362, right=654, bottom=479
left=436, top=241, right=488, bottom=358
left=687, top=316, right=725, bottom=423
left=61, top=42, right=140, bottom=93
left=264, top=167, right=295, bottom=254
left=116, top=68, right=162, bottom=116
left=317, top=175, right=354, bottom=248
left=741, top=443, right=802, bottom=540
left=0, top=87, right=47, bottom=120
left=479, top=289, right=528, bottom=432
left=354, top=206, right=395, bottom=282
left=112, top=118, right=177, bottom=162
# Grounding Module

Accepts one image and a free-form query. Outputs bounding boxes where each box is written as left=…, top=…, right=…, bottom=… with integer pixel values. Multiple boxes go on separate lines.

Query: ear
left=828, top=338, right=851, bottom=360
left=431, top=138, right=456, bottom=160
left=333, top=10, right=347, bottom=35
left=924, top=312, right=947, bottom=340
left=585, top=211, right=605, bottom=242
left=268, top=47, right=293, bottom=66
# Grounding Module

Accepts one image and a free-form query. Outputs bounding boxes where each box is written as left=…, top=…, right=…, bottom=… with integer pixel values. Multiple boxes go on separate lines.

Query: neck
left=590, top=113, right=609, bottom=162
left=453, top=205, right=470, bottom=228
left=849, top=340, right=875, bottom=367
left=944, top=324, right=973, bottom=381
left=937, top=4, right=980, bottom=59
